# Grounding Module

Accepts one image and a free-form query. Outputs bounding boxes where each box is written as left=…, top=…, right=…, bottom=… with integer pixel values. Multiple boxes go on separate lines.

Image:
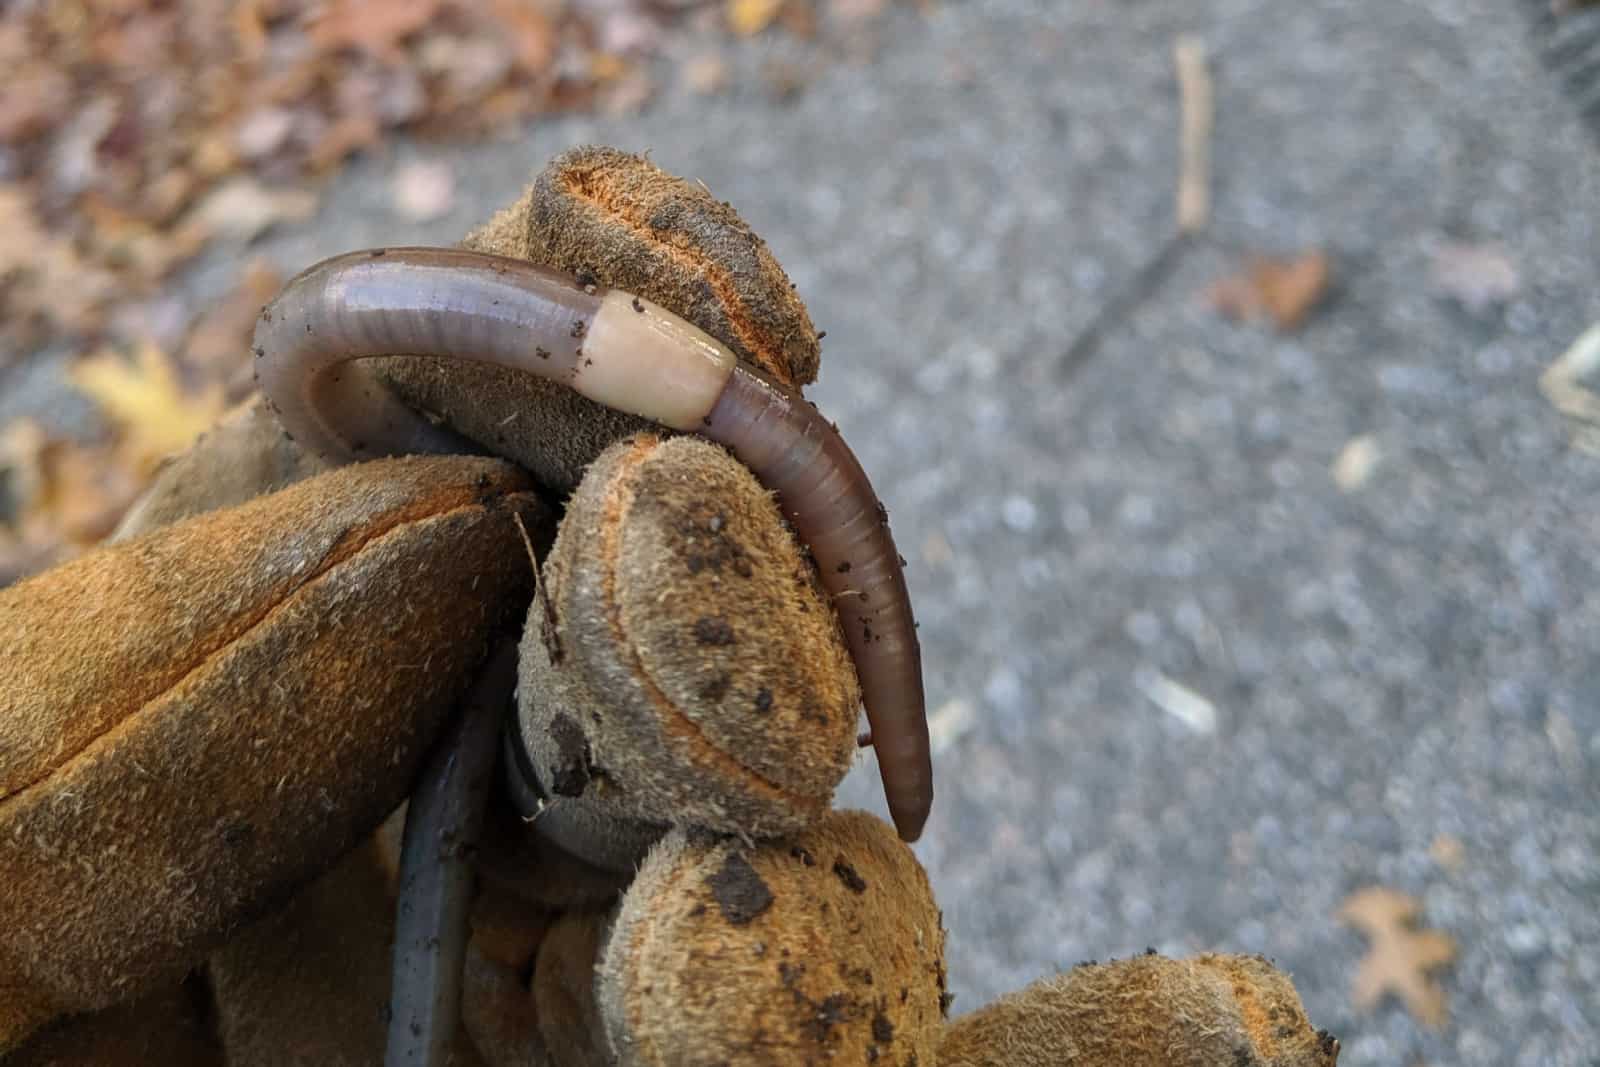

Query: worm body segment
left=253, top=247, right=931, bottom=842
left=386, top=642, right=515, bottom=1066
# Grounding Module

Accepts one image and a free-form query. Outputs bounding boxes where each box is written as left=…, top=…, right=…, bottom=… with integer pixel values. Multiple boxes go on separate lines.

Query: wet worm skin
left=386, top=642, right=516, bottom=1067
left=252, top=247, right=931, bottom=842
left=701, top=363, right=928, bottom=835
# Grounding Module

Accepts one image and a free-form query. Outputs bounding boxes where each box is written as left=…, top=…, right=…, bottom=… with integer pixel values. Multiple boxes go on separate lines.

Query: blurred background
left=3, top=0, right=1598, bottom=1063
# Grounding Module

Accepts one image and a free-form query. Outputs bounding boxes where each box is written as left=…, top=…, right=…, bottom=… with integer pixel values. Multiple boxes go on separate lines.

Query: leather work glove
left=0, top=147, right=1339, bottom=1067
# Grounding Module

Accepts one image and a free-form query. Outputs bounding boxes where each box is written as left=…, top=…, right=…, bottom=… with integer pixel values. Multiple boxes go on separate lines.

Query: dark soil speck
left=694, top=615, right=736, bottom=646
left=707, top=852, right=774, bottom=926
left=833, top=859, right=868, bottom=893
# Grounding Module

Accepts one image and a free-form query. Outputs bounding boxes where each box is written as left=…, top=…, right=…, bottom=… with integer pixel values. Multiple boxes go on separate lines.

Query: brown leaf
left=487, top=0, right=558, bottom=73
left=0, top=419, right=142, bottom=582
left=1208, top=249, right=1331, bottom=332
left=232, top=0, right=270, bottom=62
left=780, top=0, right=819, bottom=39
left=305, top=113, right=383, bottom=173
left=0, top=0, right=901, bottom=435
left=38, top=437, right=144, bottom=545
left=1338, top=886, right=1457, bottom=1028
left=80, top=193, right=211, bottom=281
left=0, top=184, right=119, bottom=339
left=0, top=63, right=74, bottom=143
left=306, top=0, right=445, bottom=59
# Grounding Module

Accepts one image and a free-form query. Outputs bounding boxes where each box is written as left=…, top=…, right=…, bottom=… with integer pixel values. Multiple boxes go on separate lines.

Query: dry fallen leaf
left=488, top=0, right=558, bottom=71
left=307, top=0, right=445, bottom=59
left=780, top=0, right=819, bottom=38
left=0, top=0, right=915, bottom=375
left=1256, top=253, right=1332, bottom=329
left=1209, top=249, right=1332, bottom=332
left=0, top=419, right=142, bottom=583
left=1428, top=241, right=1520, bottom=314
left=727, top=0, right=785, bottom=37
left=0, top=184, right=120, bottom=344
left=34, top=438, right=144, bottom=546
left=1338, top=886, right=1457, bottom=1028
left=69, top=342, right=226, bottom=475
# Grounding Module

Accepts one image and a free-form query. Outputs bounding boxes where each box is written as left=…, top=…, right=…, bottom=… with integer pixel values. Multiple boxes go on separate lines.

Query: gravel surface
left=89, top=0, right=1600, bottom=1062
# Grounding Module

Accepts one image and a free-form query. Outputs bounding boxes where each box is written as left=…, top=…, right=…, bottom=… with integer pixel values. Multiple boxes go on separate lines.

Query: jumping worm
left=385, top=641, right=515, bottom=1067
left=253, top=247, right=932, bottom=843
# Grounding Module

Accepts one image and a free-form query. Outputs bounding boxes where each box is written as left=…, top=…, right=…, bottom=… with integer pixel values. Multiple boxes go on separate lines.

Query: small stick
left=1174, top=35, right=1213, bottom=235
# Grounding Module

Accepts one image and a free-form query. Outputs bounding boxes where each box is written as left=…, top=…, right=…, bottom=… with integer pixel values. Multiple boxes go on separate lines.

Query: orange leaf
left=1338, top=886, right=1457, bottom=1028
left=307, top=0, right=445, bottom=59
left=1208, top=249, right=1331, bottom=332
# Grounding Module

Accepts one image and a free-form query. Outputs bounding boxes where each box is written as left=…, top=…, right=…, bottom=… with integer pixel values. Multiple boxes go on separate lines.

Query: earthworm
left=253, top=247, right=932, bottom=843
left=385, top=641, right=516, bottom=1067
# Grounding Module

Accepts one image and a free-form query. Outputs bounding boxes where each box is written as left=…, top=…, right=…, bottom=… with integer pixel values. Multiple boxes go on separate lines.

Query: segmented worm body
left=385, top=642, right=514, bottom=1067
left=253, top=247, right=931, bottom=842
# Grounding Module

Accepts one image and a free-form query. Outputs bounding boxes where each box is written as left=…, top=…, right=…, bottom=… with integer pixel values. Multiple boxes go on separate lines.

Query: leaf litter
left=0, top=0, right=925, bottom=583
